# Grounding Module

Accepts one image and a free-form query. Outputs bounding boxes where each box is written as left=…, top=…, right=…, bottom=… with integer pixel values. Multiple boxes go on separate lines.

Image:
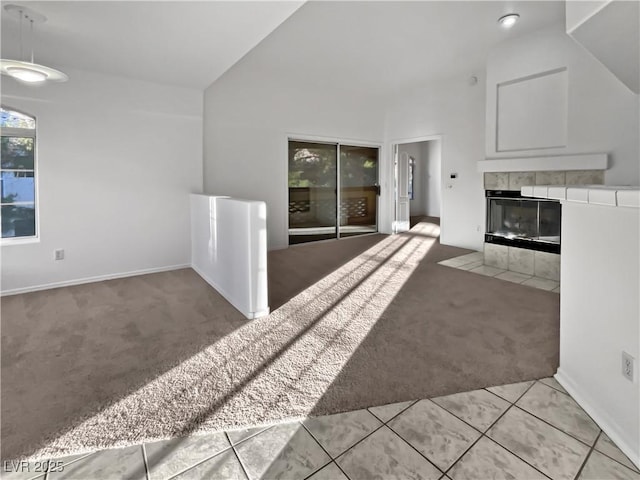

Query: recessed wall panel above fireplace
left=496, top=68, right=568, bottom=152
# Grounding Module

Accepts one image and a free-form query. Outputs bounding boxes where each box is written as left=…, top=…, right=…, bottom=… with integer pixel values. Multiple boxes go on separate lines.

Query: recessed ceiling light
left=498, top=13, right=520, bottom=28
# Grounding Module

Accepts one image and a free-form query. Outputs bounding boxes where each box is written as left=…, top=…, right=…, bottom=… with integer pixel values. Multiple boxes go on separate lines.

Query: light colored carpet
left=1, top=218, right=559, bottom=460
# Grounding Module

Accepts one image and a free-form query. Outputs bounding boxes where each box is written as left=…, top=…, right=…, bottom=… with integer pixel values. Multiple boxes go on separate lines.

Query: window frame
left=1, top=106, right=39, bottom=245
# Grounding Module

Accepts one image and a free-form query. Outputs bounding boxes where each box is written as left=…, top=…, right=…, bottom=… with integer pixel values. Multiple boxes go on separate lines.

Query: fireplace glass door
left=488, top=198, right=539, bottom=239
left=486, top=191, right=561, bottom=252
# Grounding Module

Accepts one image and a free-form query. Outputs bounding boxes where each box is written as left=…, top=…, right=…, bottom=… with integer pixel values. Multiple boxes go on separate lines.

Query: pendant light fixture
left=0, top=4, right=68, bottom=83
left=498, top=13, right=520, bottom=29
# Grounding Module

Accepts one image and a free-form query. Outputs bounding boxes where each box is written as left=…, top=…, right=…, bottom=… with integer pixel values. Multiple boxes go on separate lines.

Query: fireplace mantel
left=478, top=153, right=608, bottom=173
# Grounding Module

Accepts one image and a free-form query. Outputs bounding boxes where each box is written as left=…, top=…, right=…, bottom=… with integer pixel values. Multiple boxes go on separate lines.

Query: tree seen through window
left=1, top=106, right=37, bottom=239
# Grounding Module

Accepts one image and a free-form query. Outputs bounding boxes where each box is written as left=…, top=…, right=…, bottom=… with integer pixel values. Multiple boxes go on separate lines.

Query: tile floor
left=4, top=378, right=639, bottom=480
left=438, top=252, right=561, bottom=293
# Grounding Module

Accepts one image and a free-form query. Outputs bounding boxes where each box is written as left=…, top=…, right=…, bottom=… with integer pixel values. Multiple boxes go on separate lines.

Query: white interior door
left=395, top=150, right=410, bottom=233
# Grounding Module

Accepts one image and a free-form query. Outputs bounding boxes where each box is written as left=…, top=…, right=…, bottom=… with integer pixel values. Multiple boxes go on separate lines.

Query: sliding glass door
left=288, top=141, right=338, bottom=244
left=288, top=140, right=378, bottom=245
left=339, top=145, right=379, bottom=238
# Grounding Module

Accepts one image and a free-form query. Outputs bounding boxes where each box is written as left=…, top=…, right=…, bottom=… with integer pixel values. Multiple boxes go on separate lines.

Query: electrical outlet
left=54, top=249, right=64, bottom=261
left=622, top=351, right=635, bottom=382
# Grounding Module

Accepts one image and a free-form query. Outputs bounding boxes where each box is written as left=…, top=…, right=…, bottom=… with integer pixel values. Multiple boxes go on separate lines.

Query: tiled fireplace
left=485, top=189, right=561, bottom=254
left=482, top=169, right=605, bottom=281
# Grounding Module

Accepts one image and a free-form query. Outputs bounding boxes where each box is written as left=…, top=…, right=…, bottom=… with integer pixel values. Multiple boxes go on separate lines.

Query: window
left=1, top=107, right=37, bottom=240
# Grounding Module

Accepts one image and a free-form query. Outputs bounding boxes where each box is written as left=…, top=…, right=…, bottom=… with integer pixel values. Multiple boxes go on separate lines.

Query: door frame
left=386, top=134, right=443, bottom=235
left=284, top=133, right=383, bottom=246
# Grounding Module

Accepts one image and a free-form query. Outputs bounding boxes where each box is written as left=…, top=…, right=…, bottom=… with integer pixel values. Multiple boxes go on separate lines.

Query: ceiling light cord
left=30, top=18, right=34, bottom=63
left=0, top=3, right=68, bottom=83
left=19, top=8, right=23, bottom=61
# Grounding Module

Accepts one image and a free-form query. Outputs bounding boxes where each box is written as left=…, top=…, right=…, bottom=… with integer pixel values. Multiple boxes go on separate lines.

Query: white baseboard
left=555, top=368, right=640, bottom=469
left=0, top=264, right=190, bottom=297
left=190, top=263, right=268, bottom=320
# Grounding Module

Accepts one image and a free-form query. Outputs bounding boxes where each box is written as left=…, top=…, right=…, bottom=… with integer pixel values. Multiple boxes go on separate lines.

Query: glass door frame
left=287, top=137, right=381, bottom=244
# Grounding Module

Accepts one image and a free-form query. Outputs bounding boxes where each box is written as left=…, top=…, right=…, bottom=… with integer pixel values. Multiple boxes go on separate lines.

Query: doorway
left=393, top=139, right=442, bottom=233
left=288, top=140, right=379, bottom=245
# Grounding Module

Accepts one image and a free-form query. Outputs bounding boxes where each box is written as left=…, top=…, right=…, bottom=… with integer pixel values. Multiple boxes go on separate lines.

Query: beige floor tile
left=438, top=259, right=463, bottom=268
left=234, top=423, right=330, bottom=480
left=448, top=436, right=546, bottom=480
left=486, top=381, right=534, bottom=403
left=226, top=426, right=270, bottom=445
left=145, top=432, right=230, bottom=479
left=455, top=261, right=484, bottom=271
left=516, top=382, right=600, bottom=445
left=303, top=409, right=381, bottom=458
left=595, top=432, right=640, bottom=472
left=389, top=400, right=480, bottom=471
left=431, top=389, right=509, bottom=431
left=439, top=253, right=482, bottom=268
left=488, top=407, right=590, bottom=480
left=579, top=450, right=640, bottom=480
left=539, top=377, right=568, bottom=394
left=469, top=265, right=505, bottom=277
left=521, top=276, right=559, bottom=291
left=173, top=449, right=247, bottom=480
left=306, top=462, right=349, bottom=480
left=494, top=271, right=533, bottom=284
left=368, top=400, right=415, bottom=423
left=455, top=252, right=484, bottom=263
left=337, top=426, right=441, bottom=480
left=25, top=367, right=632, bottom=480
left=48, top=446, right=146, bottom=480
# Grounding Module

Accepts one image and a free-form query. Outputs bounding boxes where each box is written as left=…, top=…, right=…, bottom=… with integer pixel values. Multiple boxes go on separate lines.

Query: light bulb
left=7, top=66, right=47, bottom=83
left=498, top=14, right=520, bottom=28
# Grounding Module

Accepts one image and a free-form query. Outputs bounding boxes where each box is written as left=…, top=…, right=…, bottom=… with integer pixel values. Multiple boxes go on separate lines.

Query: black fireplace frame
left=485, top=190, right=561, bottom=254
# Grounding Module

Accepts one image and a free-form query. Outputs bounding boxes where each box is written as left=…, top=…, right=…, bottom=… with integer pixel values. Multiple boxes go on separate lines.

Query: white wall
left=191, top=195, right=268, bottom=319
left=557, top=199, right=639, bottom=467
left=422, top=140, right=442, bottom=218
left=203, top=60, right=385, bottom=250
left=1, top=69, right=203, bottom=293
left=485, top=23, right=639, bottom=186
left=204, top=64, right=480, bottom=251
left=384, top=74, right=486, bottom=250
left=565, top=0, right=610, bottom=33
left=569, top=1, right=639, bottom=95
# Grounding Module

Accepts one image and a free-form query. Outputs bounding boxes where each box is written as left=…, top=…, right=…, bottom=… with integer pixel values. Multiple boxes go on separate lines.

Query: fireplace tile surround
left=484, top=170, right=605, bottom=190
left=484, top=243, right=560, bottom=281
left=482, top=169, right=605, bottom=280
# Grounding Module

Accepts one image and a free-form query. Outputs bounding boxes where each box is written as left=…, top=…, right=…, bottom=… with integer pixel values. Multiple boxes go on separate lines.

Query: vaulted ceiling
left=232, top=1, right=566, bottom=97
left=1, top=1, right=566, bottom=94
left=0, top=1, right=304, bottom=89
